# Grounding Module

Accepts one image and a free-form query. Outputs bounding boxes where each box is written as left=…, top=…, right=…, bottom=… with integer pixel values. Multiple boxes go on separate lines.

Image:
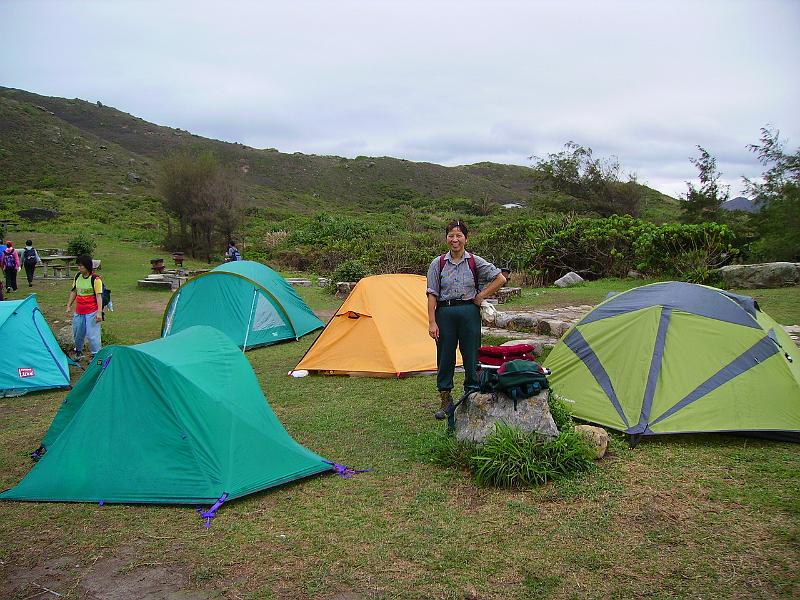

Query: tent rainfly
left=544, top=282, right=800, bottom=443
left=0, top=326, right=337, bottom=521
left=161, top=261, right=324, bottom=350
left=0, top=295, right=71, bottom=397
left=293, top=274, right=461, bottom=377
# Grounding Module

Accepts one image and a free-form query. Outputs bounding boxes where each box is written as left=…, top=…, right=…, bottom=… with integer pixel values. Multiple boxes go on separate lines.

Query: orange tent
left=293, top=274, right=462, bottom=377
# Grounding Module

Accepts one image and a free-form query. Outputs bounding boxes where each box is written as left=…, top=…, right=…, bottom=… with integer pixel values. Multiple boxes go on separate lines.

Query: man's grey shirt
left=426, top=251, right=501, bottom=301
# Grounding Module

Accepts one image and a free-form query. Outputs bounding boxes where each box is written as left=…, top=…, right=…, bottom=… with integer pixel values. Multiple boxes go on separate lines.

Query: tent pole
left=242, top=288, right=258, bottom=352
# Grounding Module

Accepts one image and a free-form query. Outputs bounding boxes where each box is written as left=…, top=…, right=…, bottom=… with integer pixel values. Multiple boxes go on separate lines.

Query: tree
left=743, top=127, right=800, bottom=261
left=157, top=150, right=242, bottom=261
left=531, top=142, right=643, bottom=217
left=681, top=146, right=728, bottom=224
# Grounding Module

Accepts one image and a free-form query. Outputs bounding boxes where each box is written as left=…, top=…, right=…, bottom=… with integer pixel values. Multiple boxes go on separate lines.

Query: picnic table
left=39, top=255, right=77, bottom=279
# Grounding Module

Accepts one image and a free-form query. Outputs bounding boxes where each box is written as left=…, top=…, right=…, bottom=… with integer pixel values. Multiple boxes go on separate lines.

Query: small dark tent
left=161, top=261, right=324, bottom=350
left=544, top=282, right=800, bottom=440
left=0, top=326, right=333, bottom=505
left=0, top=295, right=70, bottom=397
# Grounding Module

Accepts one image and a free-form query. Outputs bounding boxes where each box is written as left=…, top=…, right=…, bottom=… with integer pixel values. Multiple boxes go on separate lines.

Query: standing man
left=66, top=255, right=103, bottom=360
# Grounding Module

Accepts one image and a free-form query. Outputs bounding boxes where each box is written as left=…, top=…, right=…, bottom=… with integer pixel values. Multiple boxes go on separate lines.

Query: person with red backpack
left=426, top=220, right=506, bottom=419
left=2, top=240, right=21, bottom=294
left=66, top=254, right=103, bottom=361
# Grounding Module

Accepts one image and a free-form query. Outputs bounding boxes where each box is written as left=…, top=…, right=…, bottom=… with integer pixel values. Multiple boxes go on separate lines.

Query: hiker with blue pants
left=66, top=254, right=103, bottom=361
left=426, top=219, right=506, bottom=419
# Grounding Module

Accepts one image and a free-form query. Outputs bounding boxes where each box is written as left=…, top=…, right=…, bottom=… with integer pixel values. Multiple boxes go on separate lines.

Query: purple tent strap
left=197, top=492, right=229, bottom=528
left=31, top=445, right=46, bottom=461
left=325, top=461, right=371, bottom=479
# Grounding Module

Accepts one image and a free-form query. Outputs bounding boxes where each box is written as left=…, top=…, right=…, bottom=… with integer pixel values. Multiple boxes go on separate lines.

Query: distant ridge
left=0, top=86, right=680, bottom=220
left=721, top=196, right=759, bottom=213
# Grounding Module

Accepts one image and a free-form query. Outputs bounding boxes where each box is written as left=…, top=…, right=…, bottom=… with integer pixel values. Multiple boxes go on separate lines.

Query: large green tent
left=0, top=326, right=333, bottom=506
left=161, top=261, right=324, bottom=350
left=544, top=282, right=800, bottom=441
left=0, top=295, right=71, bottom=397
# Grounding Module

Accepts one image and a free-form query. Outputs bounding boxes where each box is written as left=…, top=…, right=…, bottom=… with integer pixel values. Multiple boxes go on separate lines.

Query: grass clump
left=424, top=394, right=596, bottom=489
left=471, top=424, right=595, bottom=488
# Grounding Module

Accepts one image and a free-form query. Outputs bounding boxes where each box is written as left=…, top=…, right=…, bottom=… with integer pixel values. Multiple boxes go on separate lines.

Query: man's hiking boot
left=434, top=390, right=453, bottom=420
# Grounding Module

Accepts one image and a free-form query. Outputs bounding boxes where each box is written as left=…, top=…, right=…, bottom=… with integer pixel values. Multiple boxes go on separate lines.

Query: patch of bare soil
left=2, top=546, right=220, bottom=600
left=142, top=298, right=171, bottom=314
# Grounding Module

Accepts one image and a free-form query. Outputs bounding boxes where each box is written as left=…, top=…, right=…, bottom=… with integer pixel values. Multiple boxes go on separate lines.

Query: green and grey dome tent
left=0, top=295, right=71, bottom=397
left=161, top=261, right=324, bottom=350
left=544, top=282, right=800, bottom=443
left=0, top=326, right=341, bottom=522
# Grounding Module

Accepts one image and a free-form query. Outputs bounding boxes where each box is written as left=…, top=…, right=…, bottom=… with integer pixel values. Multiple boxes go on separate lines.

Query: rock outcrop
left=717, top=262, right=800, bottom=288
left=453, top=389, right=558, bottom=444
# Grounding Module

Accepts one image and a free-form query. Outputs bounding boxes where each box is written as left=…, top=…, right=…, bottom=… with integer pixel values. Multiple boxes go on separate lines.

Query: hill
left=722, top=196, right=760, bottom=213
left=0, top=86, right=680, bottom=224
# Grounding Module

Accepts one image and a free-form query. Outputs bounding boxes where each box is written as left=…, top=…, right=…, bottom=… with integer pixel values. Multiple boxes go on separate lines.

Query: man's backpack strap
left=438, top=253, right=479, bottom=291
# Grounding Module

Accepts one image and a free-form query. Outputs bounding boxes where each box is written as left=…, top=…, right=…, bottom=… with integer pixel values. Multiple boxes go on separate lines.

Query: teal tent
left=0, top=295, right=70, bottom=397
left=161, top=261, right=324, bottom=350
left=0, top=326, right=333, bottom=507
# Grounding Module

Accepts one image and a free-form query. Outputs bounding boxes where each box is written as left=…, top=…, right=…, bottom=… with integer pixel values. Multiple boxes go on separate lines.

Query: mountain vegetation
left=3, top=86, right=795, bottom=281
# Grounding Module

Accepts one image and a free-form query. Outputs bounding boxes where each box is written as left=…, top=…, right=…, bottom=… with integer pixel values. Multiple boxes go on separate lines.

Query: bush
left=66, top=233, right=97, bottom=257
left=547, top=394, right=575, bottom=431
left=331, top=259, right=370, bottom=283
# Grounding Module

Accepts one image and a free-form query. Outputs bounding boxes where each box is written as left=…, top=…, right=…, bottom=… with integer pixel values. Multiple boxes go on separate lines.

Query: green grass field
left=1, top=235, right=798, bottom=599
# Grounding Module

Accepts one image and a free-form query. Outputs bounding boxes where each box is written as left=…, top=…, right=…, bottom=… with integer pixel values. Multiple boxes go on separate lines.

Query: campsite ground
left=1, top=236, right=798, bottom=599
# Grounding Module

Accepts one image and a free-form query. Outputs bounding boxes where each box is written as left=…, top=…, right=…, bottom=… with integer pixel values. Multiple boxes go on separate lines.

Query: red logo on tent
left=18, top=368, right=35, bottom=378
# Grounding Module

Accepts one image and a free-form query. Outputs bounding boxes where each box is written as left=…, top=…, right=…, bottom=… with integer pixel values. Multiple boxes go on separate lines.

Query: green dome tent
left=0, top=326, right=334, bottom=511
left=0, top=295, right=71, bottom=397
left=161, top=261, right=324, bottom=350
left=544, top=282, right=800, bottom=442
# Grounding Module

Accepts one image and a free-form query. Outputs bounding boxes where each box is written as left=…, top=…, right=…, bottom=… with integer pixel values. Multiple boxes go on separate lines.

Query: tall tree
left=743, top=127, right=800, bottom=261
left=681, top=146, right=728, bottom=224
left=157, top=150, right=242, bottom=261
left=531, top=142, right=643, bottom=217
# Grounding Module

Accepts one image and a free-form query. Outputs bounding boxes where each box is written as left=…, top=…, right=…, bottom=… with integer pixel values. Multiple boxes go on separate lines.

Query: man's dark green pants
left=436, top=303, right=481, bottom=393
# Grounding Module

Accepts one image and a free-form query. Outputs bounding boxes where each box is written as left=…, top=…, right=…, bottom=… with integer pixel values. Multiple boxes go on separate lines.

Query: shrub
left=66, top=233, right=97, bottom=256
left=331, top=259, right=370, bottom=283
left=547, top=394, right=575, bottom=431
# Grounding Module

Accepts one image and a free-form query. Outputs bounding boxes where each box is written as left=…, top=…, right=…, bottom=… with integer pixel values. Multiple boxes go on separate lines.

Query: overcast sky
left=1, top=0, right=798, bottom=198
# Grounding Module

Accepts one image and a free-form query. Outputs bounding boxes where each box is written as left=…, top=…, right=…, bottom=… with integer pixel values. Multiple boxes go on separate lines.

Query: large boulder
left=453, top=389, right=559, bottom=444
left=717, top=262, right=800, bottom=289
left=554, top=271, right=584, bottom=288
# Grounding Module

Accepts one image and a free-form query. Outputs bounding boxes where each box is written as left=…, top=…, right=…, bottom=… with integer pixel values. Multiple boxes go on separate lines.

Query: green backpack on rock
left=479, top=359, right=550, bottom=408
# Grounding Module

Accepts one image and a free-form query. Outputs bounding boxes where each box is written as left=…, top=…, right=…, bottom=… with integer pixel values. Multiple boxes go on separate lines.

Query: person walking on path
left=426, top=220, right=506, bottom=419
left=22, top=240, right=40, bottom=287
left=226, top=240, right=242, bottom=262
left=66, top=254, right=103, bottom=360
left=2, top=240, right=21, bottom=294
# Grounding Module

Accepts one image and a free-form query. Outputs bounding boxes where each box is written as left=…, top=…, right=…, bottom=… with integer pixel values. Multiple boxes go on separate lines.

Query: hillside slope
left=0, top=86, right=679, bottom=219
